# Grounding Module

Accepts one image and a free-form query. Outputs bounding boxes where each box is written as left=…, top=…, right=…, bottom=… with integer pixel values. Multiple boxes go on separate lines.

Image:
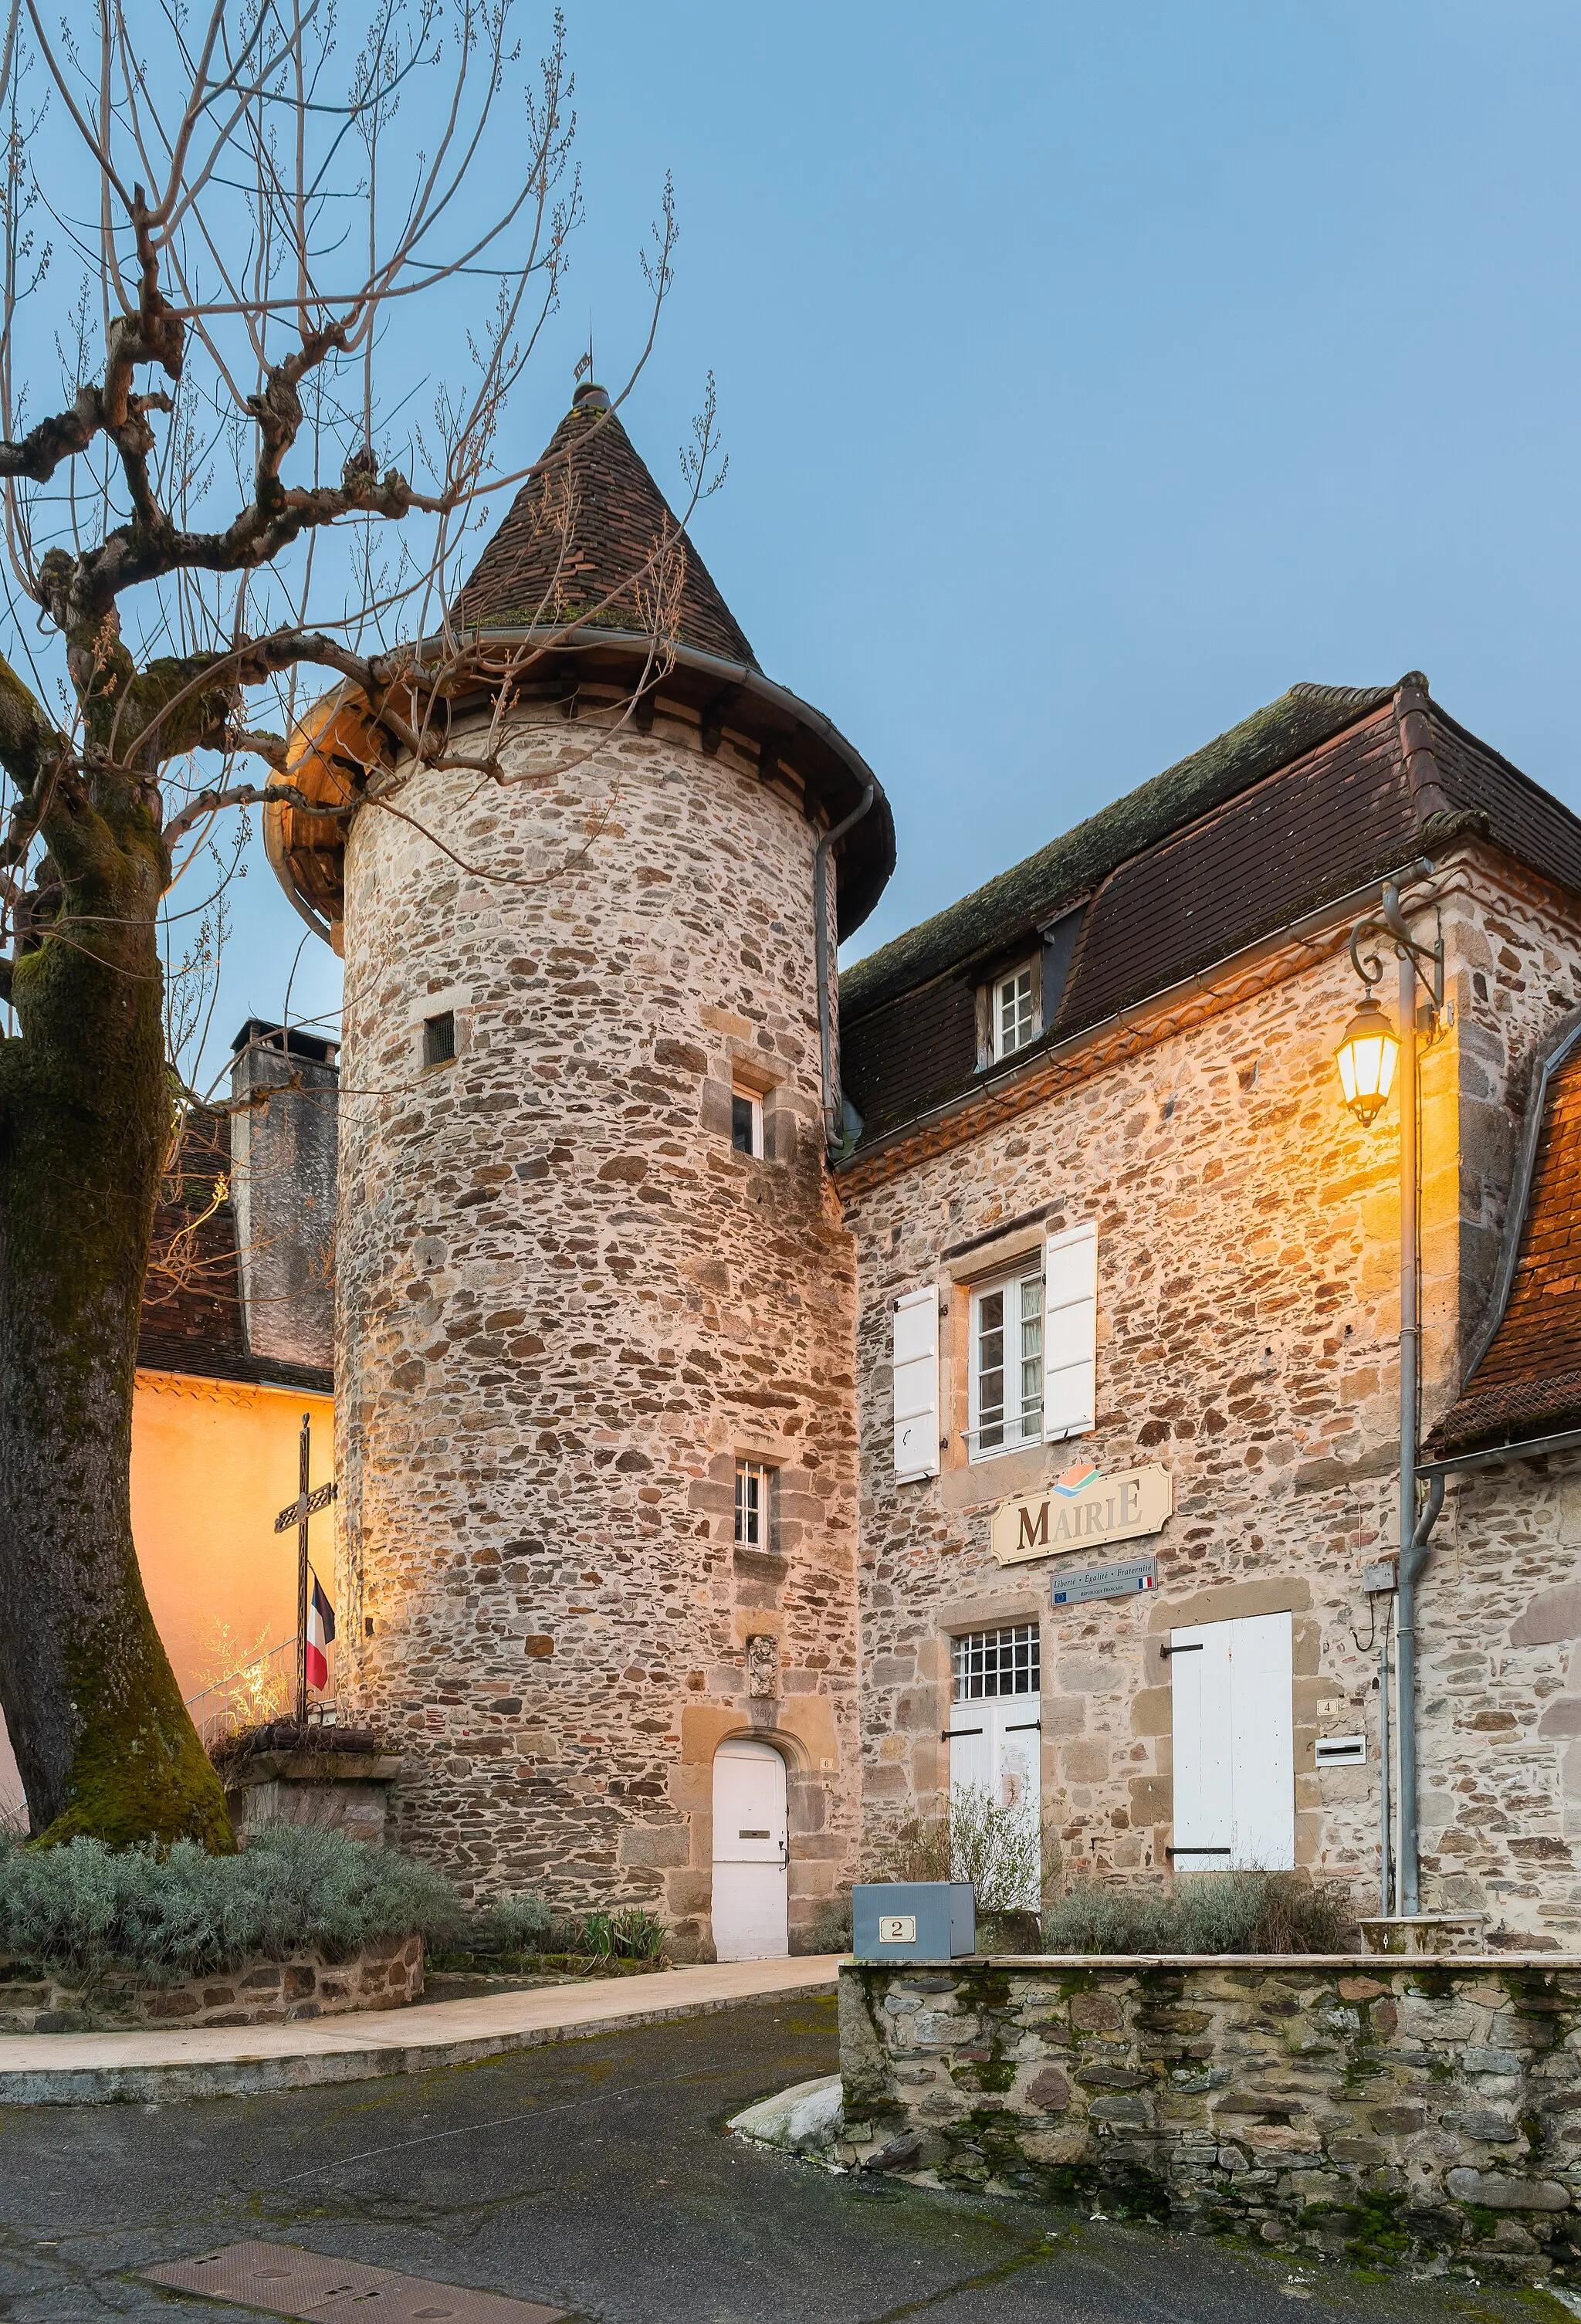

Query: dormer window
left=994, top=964, right=1037, bottom=1060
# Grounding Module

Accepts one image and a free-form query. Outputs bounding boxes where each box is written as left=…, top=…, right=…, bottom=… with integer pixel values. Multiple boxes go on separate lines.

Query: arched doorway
left=711, top=1737, right=789, bottom=1960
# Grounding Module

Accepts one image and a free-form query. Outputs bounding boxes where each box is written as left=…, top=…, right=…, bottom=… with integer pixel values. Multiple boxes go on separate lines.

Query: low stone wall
left=0, top=1936, right=422, bottom=2032
left=839, top=1956, right=1581, bottom=2282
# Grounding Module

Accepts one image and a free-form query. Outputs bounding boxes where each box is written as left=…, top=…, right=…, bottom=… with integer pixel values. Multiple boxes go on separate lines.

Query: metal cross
left=275, top=1411, right=337, bottom=1728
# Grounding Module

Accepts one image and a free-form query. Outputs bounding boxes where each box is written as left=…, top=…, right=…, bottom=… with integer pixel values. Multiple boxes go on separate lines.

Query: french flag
left=306, top=1577, right=336, bottom=1692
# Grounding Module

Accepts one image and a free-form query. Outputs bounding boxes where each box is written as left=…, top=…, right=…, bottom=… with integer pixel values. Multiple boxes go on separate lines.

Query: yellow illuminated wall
left=0, top=1370, right=335, bottom=1823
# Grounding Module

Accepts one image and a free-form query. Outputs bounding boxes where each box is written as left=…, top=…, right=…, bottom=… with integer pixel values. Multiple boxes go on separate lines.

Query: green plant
left=807, top=1896, right=853, bottom=1953
left=476, top=1892, right=555, bottom=1953
left=0, top=1824, right=459, bottom=1983
left=865, top=1785, right=1063, bottom=1912
left=1040, top=1870, right=1356, bottom=1956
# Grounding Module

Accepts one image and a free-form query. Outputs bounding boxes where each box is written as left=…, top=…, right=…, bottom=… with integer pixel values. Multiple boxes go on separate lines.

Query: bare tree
left=0, top=0, right=713, bottom=1847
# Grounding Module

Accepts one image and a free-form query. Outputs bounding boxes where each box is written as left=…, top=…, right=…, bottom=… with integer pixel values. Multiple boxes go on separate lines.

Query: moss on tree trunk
left=0, top=772, right=232, bottom=1851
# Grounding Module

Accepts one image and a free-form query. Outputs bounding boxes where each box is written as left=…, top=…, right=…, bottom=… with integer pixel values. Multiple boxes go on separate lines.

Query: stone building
left=262, top=378, right=1581, bottom=1951
left=267, top=382, right=894, bottom=1956
left=837, top=677, right=1581, bottom=1943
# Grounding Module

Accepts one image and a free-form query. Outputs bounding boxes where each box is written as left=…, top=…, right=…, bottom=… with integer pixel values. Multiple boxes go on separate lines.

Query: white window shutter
left=892, top=1286, right=940, bottom=1482
left=1169, top=1622, right=1234, bottom=1863
left=1043, top=1221, right=1097, bottom=1440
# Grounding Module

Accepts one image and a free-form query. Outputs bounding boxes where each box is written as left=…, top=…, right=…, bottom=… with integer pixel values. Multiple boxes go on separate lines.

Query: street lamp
left=1337, top=869, right=1444, bottom=1923
left=1335, top=994, right=1400, bottom=1127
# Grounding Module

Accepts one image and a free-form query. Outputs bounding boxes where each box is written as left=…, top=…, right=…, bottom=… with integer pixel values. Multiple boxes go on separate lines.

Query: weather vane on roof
left=574, top=319, right=594, bottom=386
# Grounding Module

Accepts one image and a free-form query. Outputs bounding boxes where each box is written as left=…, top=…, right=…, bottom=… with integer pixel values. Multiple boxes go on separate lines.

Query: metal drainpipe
left=1379, top=1603, right=1393, bottom=1916
left=1393, top=930, right=1448, bottom=1913
left=814, top=781, right=877, bottom=1157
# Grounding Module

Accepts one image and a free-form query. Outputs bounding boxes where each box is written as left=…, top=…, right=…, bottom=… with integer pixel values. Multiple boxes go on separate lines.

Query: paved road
left=0, top=1995, right=1565, bottom=2322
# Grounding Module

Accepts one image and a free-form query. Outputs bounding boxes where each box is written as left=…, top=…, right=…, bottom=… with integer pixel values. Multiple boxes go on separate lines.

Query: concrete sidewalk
left=0, top=1953, right=841, bottom=2105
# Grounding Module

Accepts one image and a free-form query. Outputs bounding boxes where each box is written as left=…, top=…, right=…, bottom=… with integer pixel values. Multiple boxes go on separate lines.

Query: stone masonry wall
left=0, top=1936, right=421, bottom=2032
left=841, top=1955, right=1581, bottom=2283
left=333, top=700, right=861, bottom=1953
left=840, top=852, right=1581, bottom=1931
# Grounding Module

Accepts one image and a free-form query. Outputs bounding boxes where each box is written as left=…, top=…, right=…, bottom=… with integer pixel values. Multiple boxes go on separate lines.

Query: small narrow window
left=969, top=1264, right=1044, bottom=1459
left=423, top=1010, right=456, bottom=1067
left=734, top=1458, right=775, bottom=1549
left=731, top=1087, right=763, bottom=1158
left=994, top=966, right=1037, bottom=1061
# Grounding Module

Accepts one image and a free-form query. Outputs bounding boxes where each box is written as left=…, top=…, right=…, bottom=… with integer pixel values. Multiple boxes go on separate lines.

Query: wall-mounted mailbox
left=852, top=1881, right=975, bottom=1963
left=1315, top=1735, right=1366, bottom=1767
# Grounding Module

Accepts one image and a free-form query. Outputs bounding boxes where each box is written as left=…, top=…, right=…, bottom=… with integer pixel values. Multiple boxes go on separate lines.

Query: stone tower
left=266, top=382, right=893, bottom=1954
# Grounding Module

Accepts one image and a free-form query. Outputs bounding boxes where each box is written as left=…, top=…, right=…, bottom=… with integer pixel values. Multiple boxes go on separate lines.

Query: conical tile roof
left=454, top=384, right=758, bottom=667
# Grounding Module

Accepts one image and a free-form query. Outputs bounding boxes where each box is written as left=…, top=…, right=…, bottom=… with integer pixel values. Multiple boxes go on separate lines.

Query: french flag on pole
left=306, top=1576, right=336, bottom=1691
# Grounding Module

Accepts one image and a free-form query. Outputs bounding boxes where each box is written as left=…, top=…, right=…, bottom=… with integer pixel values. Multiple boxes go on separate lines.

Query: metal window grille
left=996, top=967, right=1034, bottom=1058
left=971, top=1267, right=1043, bottom=1455
left=734, top=1458, right=774, bottom=1549
left=422, top=1010, right=456, bottom=1066
left=952, top=1623, right=1041, bottom=1702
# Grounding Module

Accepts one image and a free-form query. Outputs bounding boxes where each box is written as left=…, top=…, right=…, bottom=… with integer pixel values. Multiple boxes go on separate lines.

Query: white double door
left=946, top=1692, right=1042, bottom=1909
left=711, top=1738, right=789, bottom=1961
left=1170, top=1610, right=1294, bottom=1871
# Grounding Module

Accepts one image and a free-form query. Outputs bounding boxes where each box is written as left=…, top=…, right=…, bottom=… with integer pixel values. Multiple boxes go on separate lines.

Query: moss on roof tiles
left=839, top=680, right=1399, bottom=1021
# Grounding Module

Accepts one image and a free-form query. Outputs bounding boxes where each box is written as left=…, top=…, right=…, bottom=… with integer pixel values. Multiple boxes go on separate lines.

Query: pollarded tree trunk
left=0, top=734, right=232, bottom=1849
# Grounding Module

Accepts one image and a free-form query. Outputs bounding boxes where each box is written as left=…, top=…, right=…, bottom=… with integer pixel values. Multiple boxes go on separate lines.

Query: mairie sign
left=990, top=1460, right=1172, bottom=1567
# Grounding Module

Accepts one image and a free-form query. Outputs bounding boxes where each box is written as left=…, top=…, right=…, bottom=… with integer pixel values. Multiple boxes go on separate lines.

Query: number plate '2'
left=878, top=1914, right=917, bottom=1944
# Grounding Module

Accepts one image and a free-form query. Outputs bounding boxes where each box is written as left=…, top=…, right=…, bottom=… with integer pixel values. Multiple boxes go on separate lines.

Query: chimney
left=228, top=1020, right=339, bottom=1372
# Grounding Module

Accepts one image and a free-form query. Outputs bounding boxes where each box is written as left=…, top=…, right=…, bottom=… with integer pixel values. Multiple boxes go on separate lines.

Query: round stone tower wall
left=333, top=700, right=860, bottom=1955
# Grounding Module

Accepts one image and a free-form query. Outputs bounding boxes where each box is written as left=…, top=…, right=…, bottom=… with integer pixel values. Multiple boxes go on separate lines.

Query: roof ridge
left=841, top=679, right=1400, bottom=1021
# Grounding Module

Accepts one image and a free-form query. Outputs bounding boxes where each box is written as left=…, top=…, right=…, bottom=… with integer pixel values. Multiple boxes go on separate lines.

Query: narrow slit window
left=423, top=1010, right=456, bottom=1067
left=994, top=966, right=1037, bottom=1061
left=734, top=1458, right=775, bottom=1550
left=731, top=1088, right=763, bottom=1158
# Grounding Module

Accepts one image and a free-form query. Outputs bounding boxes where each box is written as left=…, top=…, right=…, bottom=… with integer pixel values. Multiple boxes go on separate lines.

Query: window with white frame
left=730, top=1087, right=764, bottom=1158
left=969, top=1265, right=1044, bottom=1459
left=994, top=964, right=1037, bottom=1060
left=953, top=1622, right=1041, bottom=1701
left=734, top=1458, right=775, bottom=1549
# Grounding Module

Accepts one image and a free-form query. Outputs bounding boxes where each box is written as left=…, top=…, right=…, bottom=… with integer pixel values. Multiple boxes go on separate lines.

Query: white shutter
left=1226, top=1612, right=1294, bottom=1870
left=1169, top=1612, right=1293, bottom=1873
left=1043, top=1221, right=1097, bottom=1440
left=892, top=1286, right=940, bottom=1482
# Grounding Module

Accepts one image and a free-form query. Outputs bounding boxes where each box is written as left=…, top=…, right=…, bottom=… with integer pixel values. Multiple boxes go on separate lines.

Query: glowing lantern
left=1335, top=994, right=1399, bottom=1127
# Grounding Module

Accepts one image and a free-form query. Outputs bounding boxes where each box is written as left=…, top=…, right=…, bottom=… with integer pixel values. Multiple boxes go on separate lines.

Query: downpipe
left=814, top=781, right=877, bottom=1160
left=1396, top=1470, right=1445, bottom=1916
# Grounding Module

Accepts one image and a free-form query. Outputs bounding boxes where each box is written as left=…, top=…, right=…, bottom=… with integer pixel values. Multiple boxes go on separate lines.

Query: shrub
left=453, top=1895, right=669, bottom=1967
left=0, top=1824, right=459, bottom=1983
left=1040, top=1870, right=1356, bottom=1956
left=865, top=1785, right=1062, bottom=1912
left=807, top=1896, right=853, bottom=1953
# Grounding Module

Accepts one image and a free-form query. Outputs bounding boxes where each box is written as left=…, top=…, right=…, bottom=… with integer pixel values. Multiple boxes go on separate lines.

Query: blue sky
left=219, top=0, right=1581, bottom=1073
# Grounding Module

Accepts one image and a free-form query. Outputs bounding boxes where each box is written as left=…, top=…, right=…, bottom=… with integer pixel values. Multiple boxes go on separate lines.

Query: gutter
left=1417, top=1427, right=1581, bottom=1481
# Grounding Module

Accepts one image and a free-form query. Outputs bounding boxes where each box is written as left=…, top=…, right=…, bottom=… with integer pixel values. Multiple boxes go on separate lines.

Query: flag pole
left=296, top=1411, right=310, bottom=1729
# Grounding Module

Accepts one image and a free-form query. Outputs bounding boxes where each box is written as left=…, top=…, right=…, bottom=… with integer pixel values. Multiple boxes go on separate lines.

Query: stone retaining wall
left=0, top=1935, right=422, bottom=2032
left=839, top=1956, right=1581, bottom=2282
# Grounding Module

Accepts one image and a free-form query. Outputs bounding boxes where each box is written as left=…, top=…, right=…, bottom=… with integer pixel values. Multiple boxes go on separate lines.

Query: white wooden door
left=711, top=1739, right=789, bottom=1961
left=945, top=1624, right=1042, bottom=1909
left=1169, top=1611, right=1293, bottom=1872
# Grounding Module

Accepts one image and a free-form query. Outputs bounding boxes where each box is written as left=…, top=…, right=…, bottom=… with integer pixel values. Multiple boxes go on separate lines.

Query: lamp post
left=1336, top=871, right=1444, bottom=1919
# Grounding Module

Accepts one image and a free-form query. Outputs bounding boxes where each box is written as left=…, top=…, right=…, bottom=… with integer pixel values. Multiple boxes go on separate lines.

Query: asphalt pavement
left=0, top=1994, right=1569, bottom=2323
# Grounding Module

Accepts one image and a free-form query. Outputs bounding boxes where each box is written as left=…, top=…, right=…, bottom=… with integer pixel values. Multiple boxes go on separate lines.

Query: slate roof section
left=840, top=682, right=1395, bottom=1022
left=136, top=1106, right=332, bottom=1397
left=454, top=385, right=758, bottom=667
left=1427, top=1025, right=1581, bottom=1459
left=839, top=676, right=1581, bottom=1151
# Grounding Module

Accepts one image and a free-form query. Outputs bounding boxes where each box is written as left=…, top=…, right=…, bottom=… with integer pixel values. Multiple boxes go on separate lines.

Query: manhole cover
left=140, top=2240, right=567, bottom=2321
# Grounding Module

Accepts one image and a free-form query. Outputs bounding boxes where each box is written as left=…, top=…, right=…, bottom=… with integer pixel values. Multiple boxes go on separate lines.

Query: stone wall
left=0, top=1936, right=422, bottom=2032
left=841, top=1955, right=1581, bottom=2282
left=333, top=700, right=861, bottom=1951
left=839, top=851, right=1581, bottom=1933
